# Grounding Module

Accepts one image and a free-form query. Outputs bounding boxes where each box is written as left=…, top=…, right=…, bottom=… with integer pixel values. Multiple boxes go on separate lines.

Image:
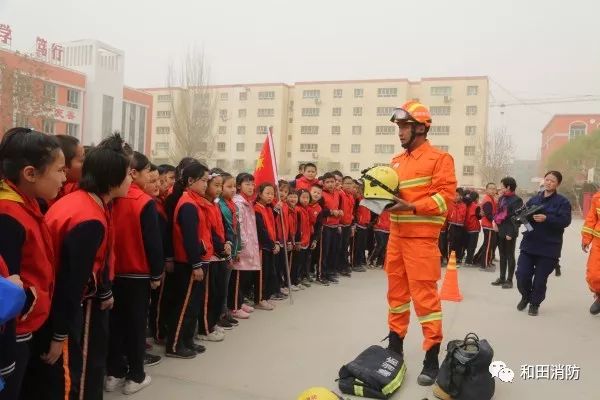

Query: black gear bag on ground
left=337, top=345, right=406, bottom=399
left=433, top=333, right=495, bottom=400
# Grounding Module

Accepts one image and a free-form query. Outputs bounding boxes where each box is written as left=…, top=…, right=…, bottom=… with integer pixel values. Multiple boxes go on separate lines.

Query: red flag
left=254, top=127, right=279, bottom=188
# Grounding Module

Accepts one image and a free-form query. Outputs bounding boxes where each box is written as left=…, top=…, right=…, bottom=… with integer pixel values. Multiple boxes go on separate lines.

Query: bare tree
left=475, top=127, right=514, bottom=185
left=0, top=54, right=55, bottom=134
left=166, top=47, right=217, bottom=162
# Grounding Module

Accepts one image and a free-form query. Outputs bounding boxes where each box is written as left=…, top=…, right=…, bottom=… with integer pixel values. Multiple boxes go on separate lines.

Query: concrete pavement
left=106, top=222, right=597, bottom=400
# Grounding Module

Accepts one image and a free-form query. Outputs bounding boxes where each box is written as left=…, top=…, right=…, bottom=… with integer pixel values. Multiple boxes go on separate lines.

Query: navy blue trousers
left=515, top=251, right=557, bottom=306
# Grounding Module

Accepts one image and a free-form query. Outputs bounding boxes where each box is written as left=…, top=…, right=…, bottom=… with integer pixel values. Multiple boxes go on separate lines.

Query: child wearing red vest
left=369, top=210, right=391, bottom=268
left=165, top=161, right=210, bottom=359
left=0, top=128, right=65, bottom=400
left=353, top=191, right=374, bottom=271
left=274, top=181, right=291, bottom=298
left=338, top=176, right=356, bottom=276
left=475, top=184, right=498, bottom=270
left=295, top=190, right=316, bottom=287
left=294, top=163, right=318, bottom=191
left=107, top=152, right=164, bottom=394
left=464, top=191, right=482, bottom=265
left=287, top=191, right=303, bottom=290
left=53, top=135, right=84, bottom=201
left=255, top=183, right=282, bottom=305
left=447, top=189, right=467, bottom=263
left=318, top=173, right=343, bottom=284
left=308, top=184, right=324, bottom=281
left=31, top=135, right=131, bottom=399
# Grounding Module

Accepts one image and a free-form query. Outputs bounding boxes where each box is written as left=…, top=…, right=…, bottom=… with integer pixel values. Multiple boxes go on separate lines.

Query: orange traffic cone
left=440, top=251, right=463, bottom=302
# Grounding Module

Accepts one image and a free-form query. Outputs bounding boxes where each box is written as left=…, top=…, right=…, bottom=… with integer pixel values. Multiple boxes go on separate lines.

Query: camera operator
left=515, top=171, right=572, bottom=316
left=491, top=177, right=523, bottom=289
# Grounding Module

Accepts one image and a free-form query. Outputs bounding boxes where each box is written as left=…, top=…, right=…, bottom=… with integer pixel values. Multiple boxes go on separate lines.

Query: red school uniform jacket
left=480, top=194, right=497, bottom=230
left=0, top=180, right=55, bottom=338
left=297, top=205, right=311, bottom=248
left=340, top=190, right=356, bottom=226
left=355, top=201, right=372, bottom=228
left=275, top=202, right=290, bottom=245
left=448, top=202, right=467, bottom=227
left=295, top=176, right=319, bottom=191
left=205, top=199, right=227, bottom=258
left=321, top=189, right=341, bottom=227
left=287, top=205, right=299, bottom=244
left=254, top=202, right=277, bottom=251
left=112, top=183, right=164, bottom=280
left=465, top=202, right=481, bottom=233
left=374, top=210, right=391, bottom=233
left=173, top=190, right=213, bottom=267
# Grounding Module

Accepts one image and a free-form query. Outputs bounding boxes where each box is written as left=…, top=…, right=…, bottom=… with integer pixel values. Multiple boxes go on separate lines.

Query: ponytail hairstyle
left=79, top=134, right=130, bottom=196
left=0, top=127, right=61, bottom=184
left=165, top=161, right=209, bottom=221
left=130, top=151, right=150, bottom=172
left=175, top=157, right=196, bottom=181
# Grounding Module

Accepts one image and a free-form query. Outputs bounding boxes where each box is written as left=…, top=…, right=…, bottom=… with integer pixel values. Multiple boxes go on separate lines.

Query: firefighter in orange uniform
left=583, top=191, right=600, bottom=315
left=385, top=101, right=457, bottom=386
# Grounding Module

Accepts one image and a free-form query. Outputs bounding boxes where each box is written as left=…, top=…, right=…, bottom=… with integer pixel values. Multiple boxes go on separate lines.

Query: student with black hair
left=53, top=135, right=84, bottom=201
left=295, top=163, right=318, bottom=191
left=338, top=176, right=356, bottom=276
left=318, top=173, right=343, bottom=284
left=0, top=127, right=65, bottom=400
left=491, top=177, right=524, bottom=289
left=158, top=164, right=176, bottom=193
left=165, top=161, right=210, bottom=359
left=106, top=152, right=164, bottom=394
left=24, top=134, right=131, bottom=400
left=463, top=191, right=481, bottom=266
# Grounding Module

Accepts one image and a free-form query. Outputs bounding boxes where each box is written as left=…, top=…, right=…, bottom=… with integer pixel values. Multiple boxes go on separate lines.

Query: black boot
left=417, top=343, right=440, bottom=386
left=590, top=297, right=600, bottom=315
left=491, top=278, right=505, bottom=286
left=528, top=304, right=539, bottom=316
left=555, top=264, right=561, bottom=277
left=387, top=331, right=404, bottom=356
left=517, top=296, right=528, bottom=311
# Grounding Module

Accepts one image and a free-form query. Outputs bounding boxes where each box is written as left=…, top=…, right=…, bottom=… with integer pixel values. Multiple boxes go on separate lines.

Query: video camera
left=512, top=204, right=544, bottom=232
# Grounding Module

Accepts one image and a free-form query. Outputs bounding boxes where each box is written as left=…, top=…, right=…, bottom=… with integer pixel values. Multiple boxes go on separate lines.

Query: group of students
left=0, top=128, right=389, bottom=400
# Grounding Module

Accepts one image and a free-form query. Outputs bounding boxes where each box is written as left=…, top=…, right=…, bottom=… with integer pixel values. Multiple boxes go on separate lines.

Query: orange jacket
left=582, top=192, right=600, bottom=245
left=389, top=140, right=457, bottom=238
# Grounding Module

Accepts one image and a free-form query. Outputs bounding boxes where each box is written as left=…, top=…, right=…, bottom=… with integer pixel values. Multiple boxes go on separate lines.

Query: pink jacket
left=232, top=194, right=261, bottom=271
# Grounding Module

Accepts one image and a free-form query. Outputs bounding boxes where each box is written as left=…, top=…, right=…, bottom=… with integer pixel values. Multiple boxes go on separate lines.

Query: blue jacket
left=519, top=191, right=572, bottom=259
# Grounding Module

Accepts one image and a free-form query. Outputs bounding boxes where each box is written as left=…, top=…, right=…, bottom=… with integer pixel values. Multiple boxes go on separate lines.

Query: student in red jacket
left=274, top=180, right=291, bottom=298
left=353, top=188, right=373, bottom=272
left=295, top=189, right=315, bottom=287
left=295, top=163, right=318, bottom=191
left=318, top=173, right=343, bottom=285
left=26, top=135, right=131, bottom=400
left=369, top=210, right=391, bottom=268
left=107, top=152, right=164, bottom=395
left=308, top=183, right=323, bottom=280
left=476, top=183, right=498, bottom=271
left=338, top=176, right=356, bottom=276
left=447, top=189, right=467, bottom=263
left=463, top=191, right=482, bottom=266
left=0, top=128, right=65, bottom=400
left=164, top=161, right=210, bottom=359
left=287, top=190, right=303, bottom=290
left=254, top=183, right=282, bottom=304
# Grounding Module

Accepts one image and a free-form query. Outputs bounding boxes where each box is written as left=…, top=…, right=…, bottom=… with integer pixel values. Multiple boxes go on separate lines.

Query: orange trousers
left=586, top=238, right=600, bottom=294
left=385, top=230, right=443, bottom=351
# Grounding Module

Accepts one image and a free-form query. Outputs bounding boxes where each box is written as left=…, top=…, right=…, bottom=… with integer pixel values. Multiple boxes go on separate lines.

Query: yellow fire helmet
left=360, top=166, right=400, bottom=215
left=296, top=387, right=344, bottom=400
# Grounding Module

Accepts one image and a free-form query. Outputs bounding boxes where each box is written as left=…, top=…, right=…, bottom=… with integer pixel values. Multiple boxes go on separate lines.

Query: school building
left=540, top=114, right=600, bottom=169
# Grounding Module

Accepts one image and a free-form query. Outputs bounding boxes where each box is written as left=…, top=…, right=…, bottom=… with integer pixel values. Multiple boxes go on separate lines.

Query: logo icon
left=489, top=360, right=515, bottom=383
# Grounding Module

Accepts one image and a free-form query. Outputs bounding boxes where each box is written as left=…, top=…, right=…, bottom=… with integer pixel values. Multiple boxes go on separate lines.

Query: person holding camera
left=491, top=177, right=523, bottom=289
left=515, top=171, right=572, bottom=316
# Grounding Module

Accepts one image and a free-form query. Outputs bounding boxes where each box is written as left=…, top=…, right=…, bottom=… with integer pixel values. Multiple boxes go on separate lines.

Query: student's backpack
left=433, top=333, right=495, bottom=400
left=337, top=345, right=406, bottom=399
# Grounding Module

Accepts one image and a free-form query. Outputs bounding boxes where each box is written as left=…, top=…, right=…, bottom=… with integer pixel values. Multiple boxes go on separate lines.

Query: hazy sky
left=2, top=0, right=599, bottom=159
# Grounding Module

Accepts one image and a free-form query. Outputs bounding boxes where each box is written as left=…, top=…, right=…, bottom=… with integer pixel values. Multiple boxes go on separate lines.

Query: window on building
left=331, top=144, right=340, bottom=153
left=430, top=106, right=451, bottom=116
left=430, top=86, right=452, bottom=96
left=354, top=88, right=364, bottom=98
left=239, top=92, right=247, bottom=101
left=234, top=159, right=245, bottom=170
left=219, top=109, right=228, bottom=120
left=302, top=90, right=320, bottom=99
left=466, top=106, right=478, bottom=116
left=350, top=162, right=360, bottom=172
left=255, top=143, right=263, bottom=152
left=463, top=165, right=475, bottom=176
left=375, top=126, right=395, bottom=135
left=301, top=108, right=320, bottom=117
left=333, top=89, right=343, bottom=98
left=238, top=126, right=246, bottom=135
left=569, top=123, right=586, bottom=140
left=257, top=108, right=275, bottom=117
left=101, top=95, right=114, bottom=139
left=377, top=88, right=398, bottom=97
left=218, top=126, right=227, bottom=135
left=66, top=123, right=79, bottom=138
left=44, top=83, right=56, bottom=103
left=465, top=126, right=477, bottom=136
left=256, top=125, right=268, bottom=135
left=127, top=104, right=137, bottom=147
left=435, top=145, right=449, bottom=152
left=464, top=146, right=476, bottom=156
left=351, top=144, right=361, bottom=153
left=155, top=142, right=169, bottom=151
left=429, top=125, right=450, bottom=135
left=138, top=107, right=146, bottom=152
left=352, top=126, right=362, bottom=135
left=353, top=107, right=363, bottom=116
left=67, top=89, right=80, bottom=108
left=217, top=142, right=226, bottom=152
left=216, top=159, right=227, bottom=169
left=236, top=143, right=245, bottom=152
left=156, top=126, right=170, bottom=134
left=258, top=91, right=275, bottom=100
left=467, top=86, right=479, bottom=96
left=331, top=126, right=341, bottom=135
left=301, top=126, right=319, bottom=135
left=157, top=94, right=171, bottom=102
left=157, top=110, right=171, bottom=118
left=376, top=107, right=395, bottom=116
left=220, top=92, right=228, bottom=101
left=238, top=109, right=247, bottom=118
left=300, top=143, right=318, bottom=152
left=332, top=107, right=342, bottom=117
left=375, top=144, right=395, bottom=154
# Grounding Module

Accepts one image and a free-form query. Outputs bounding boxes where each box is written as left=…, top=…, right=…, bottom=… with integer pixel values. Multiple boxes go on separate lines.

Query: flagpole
left=269, top=127, right=294, bottom=305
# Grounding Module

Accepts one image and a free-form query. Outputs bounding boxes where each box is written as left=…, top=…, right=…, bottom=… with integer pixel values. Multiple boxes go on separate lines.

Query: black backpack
left=433, top=333, right=495, bottom=400
left=337, top=345, right=406, bottom=399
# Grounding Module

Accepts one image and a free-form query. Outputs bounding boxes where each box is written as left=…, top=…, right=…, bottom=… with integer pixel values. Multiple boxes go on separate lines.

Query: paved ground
left=107, top=222, right=597, bottom=400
